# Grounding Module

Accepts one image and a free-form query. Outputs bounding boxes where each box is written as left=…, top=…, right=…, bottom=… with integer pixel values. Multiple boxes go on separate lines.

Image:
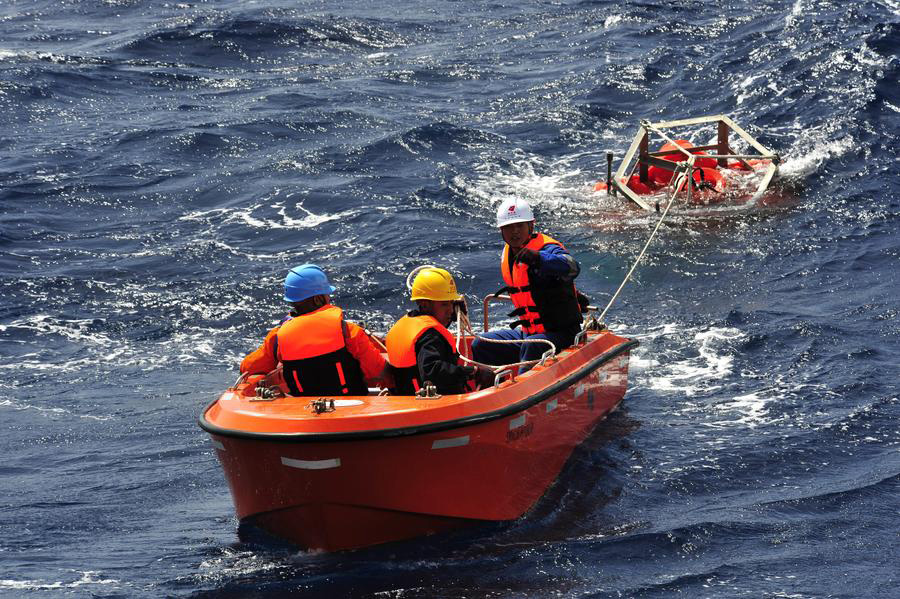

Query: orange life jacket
left=501, top=233, right=583, bottom=335
left=385, top=313, right=457, bottom=394
left=276, top=304, right=367, bottom=396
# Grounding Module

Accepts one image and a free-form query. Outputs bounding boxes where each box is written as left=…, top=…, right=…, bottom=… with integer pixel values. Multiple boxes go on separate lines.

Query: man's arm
left=240, top=326, right=280, bottom=374
left=345, top=322, right=389, bottom=383
left=518, top=243, right=580, bottom=281
left=414, top=329, right=473, bottom=393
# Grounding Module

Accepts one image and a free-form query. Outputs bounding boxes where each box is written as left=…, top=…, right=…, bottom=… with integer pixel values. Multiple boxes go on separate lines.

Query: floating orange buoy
left=652, top=140, right=694, bottom=185
left=691, top=151, right=719, bottom=169
left=648, top=164, right=674, bottom=185
left=660, top=139, right=718, bottom=169
left=660, top=139, right=693, bottom=162
left=594, top=175, right=656, bottom=195
left=626, top=174, right=655, bottom=195
left=729, top=158, right=765, bottom=171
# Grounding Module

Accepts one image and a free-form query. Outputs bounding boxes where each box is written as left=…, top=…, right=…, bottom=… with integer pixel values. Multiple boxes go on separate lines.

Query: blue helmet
left=283, top=264, right=336, bottom=303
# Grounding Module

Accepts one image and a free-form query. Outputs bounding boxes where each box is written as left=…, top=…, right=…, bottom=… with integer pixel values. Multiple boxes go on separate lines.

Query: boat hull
left=203, top=331, right=635, bottom=551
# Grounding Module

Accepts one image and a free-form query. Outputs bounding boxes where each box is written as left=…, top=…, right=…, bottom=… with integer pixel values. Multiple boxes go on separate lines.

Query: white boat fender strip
left=281, top=457, right=341, bottom=470
left=508, top=414, right=527, bottom=430
left=431, top=435, right=470, bottom=450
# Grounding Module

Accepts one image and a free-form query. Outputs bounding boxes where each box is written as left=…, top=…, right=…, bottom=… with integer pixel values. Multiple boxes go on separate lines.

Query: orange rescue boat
left=200, top=307, right=637, bottom=552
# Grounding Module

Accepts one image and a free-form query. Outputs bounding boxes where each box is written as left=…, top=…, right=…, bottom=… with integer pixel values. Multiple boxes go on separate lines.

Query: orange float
left=594, top=175, right=656, bottom=195
left=660, top=139, right=718, bottom=169
left=648, top=164, right=674, bottom=185
left=660, top=139, right=693, bottom=162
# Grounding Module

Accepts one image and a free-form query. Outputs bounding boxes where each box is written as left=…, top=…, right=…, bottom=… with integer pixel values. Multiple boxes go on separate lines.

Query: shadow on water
left=183, top=410, right=642, bottom=599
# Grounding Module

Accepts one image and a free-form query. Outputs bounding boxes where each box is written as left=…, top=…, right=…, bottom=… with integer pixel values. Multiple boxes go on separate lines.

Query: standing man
left=240, top=264, right=388, bottom=396
left=471, top=198, right=584, bottom=370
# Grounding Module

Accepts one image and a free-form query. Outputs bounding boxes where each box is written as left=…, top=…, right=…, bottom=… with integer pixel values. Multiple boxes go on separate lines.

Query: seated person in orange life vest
left=240, top=264, right=389, bottom=396
left=471, top=198, right=585, bottom=371
left=385, top=267, right=493, bottom=395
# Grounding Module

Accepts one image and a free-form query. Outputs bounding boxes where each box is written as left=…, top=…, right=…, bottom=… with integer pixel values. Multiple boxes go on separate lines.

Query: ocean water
left=1, top=0, right=898, bottom=597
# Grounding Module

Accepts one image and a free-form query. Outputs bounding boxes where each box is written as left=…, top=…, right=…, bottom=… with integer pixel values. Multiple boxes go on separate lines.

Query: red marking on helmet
left=508, top=205, right=516, bottom=212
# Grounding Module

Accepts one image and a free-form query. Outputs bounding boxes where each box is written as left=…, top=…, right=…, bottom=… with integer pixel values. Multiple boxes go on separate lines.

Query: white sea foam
left=628, top=324, right=745, bottom=398
left=455, top=153, right=593, bottom=231
left=193, top=548, right=285, bottom=584
left=603, top=15, right=624, bottom=28
left=780, top=136, right=854, bottom=179
left=706, top=391, right=774, bottom=428
left=181, top=199, right=350, bottom=231
left=0, top=571, right=118, bottom=591
left=0, top=398, right=115, bottom=421
left=0, top=314, right=108, bottom=344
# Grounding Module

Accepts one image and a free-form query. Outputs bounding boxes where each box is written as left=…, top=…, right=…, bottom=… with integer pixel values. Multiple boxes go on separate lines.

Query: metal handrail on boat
left=482, top=291, right=512, bottom=332
left=229, top=371, right=252, bottom=391
left=493, top=368, right=514, bottom=387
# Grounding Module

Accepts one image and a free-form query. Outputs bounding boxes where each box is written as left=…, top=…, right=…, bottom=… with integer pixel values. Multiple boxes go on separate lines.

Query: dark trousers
left=471, top=328, right=577, bottom=373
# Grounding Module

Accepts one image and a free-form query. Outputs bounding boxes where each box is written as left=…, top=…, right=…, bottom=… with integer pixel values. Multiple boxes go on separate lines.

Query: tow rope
left=597, top=186, right=678, bottom=323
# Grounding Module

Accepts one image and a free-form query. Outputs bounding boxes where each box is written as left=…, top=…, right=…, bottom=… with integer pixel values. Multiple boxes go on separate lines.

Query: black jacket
left=413, top=328, right=473, bottom=394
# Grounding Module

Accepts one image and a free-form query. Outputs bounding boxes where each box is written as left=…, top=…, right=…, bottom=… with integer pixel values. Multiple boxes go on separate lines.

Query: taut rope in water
left=597, top=183, right=680, bottom=323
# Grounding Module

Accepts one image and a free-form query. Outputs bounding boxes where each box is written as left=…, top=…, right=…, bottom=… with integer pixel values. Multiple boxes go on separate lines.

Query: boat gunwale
left=198, top=338, right=639, bottom=443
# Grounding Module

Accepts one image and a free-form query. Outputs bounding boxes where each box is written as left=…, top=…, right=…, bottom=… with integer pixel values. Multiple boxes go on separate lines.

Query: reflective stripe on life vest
left=276, top=305, right=367, bottom=396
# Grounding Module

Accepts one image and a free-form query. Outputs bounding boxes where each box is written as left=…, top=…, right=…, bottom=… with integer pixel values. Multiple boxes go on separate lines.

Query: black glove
left=474, top=365, right=496, bottom=390
left=516, top=248, right=541, bottom=266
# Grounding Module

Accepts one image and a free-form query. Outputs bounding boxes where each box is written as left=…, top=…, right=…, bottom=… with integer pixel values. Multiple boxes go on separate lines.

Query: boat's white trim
left=431, top=435, right=470, bottom=449
left=333, top=399, right=364, bottom=407
left=509, top=414, right=527, bottom=430
left=211, top=439, right=225, bottom=451
left=281, top=457, right=341, bottom=470
left=546, top=399, right=558, bottom=413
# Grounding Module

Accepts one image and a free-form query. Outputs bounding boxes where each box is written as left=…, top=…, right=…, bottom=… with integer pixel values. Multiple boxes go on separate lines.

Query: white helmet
left=496, top=198, right=534, bottom=228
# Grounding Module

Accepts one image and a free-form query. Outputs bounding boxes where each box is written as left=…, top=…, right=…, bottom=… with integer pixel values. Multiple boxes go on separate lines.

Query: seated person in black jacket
left=385, top=267, right=491, bottom=394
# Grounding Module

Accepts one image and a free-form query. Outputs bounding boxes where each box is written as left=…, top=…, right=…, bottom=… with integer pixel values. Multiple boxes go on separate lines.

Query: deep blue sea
left=2, top=0, right=898, bottom=597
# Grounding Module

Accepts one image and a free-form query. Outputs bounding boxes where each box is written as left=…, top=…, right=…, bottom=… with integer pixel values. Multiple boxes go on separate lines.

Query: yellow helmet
left=410, top=267, right=463, bottom=302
